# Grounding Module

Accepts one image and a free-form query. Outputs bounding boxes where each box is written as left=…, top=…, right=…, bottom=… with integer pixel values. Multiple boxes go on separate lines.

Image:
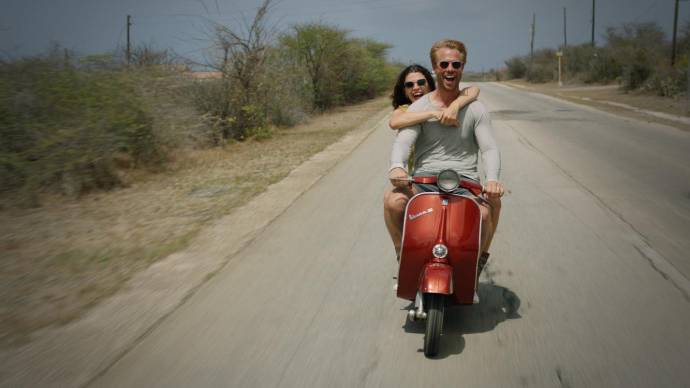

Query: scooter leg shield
left=419, top=263, right=453, bottom=295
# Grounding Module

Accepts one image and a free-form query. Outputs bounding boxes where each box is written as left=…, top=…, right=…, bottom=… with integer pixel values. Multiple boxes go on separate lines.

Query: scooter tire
left=423, top=293, right=445, bottom=358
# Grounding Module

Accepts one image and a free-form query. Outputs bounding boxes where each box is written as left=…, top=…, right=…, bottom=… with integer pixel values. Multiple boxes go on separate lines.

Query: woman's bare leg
left=383, top=184, right=415, bottom=256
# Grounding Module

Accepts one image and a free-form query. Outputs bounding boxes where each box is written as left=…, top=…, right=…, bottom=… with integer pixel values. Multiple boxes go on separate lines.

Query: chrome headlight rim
left=432, top=243, right=449, bottom=259
left=437, top=169, right=459, bottom=193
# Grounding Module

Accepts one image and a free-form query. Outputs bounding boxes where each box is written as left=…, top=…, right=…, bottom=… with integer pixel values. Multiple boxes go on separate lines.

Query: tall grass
left=0, top=53, right=205, bottom=204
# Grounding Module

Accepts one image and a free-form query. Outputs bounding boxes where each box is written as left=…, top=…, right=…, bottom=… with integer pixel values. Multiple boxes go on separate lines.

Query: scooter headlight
left=437, top=169, right=459, bottom=193
left=432, top=244, right=448, bottom=259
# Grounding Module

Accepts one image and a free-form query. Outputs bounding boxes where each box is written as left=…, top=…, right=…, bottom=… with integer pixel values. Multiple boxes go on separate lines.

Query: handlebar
left=390, top=176, right=509, bottom=198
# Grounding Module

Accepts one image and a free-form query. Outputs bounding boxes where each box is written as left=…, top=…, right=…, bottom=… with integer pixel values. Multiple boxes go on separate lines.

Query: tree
left=604, top=22, right=666, bottom=89
left=281, top=23, right=350, bottom=110
left=280, top=23, right=393, bottom=110
left=504, top=56, right=527, bottom=79
left=205, top=0, right=275, bottom=139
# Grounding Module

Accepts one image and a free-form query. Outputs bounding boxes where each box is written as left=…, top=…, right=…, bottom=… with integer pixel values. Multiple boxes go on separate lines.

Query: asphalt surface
left=90, top=83, right=690, bottom=387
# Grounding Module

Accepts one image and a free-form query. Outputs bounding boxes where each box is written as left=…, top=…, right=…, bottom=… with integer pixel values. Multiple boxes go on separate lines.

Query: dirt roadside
left=0, top=97, right=390, bottom=350
left=502, top=79, right=690, bottom=132
left=0, top=97, right=391, bottom=388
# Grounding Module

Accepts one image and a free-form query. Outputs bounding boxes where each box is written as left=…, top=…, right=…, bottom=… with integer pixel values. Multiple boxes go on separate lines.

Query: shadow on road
left=402, top=282, right=521, bottom=359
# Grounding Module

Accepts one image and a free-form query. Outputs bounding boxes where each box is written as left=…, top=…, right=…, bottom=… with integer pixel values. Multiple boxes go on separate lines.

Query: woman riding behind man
left=384, top=64, right=482, bottom=259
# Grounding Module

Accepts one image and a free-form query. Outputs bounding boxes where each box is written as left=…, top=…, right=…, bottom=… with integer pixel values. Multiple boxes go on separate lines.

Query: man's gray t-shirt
left=390, top=94, right=500, bottom=181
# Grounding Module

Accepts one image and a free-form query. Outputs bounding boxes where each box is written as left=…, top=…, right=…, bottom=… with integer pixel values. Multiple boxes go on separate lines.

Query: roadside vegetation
left=0, top=0, right=397, bottom=206
left=0, top=0, right=397, bottom=347
left=502, top=21, right=690, bottom=98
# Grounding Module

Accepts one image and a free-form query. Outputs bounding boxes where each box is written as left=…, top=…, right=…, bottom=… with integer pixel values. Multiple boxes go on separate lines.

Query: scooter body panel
left=397, top=192, right=482, bottom=305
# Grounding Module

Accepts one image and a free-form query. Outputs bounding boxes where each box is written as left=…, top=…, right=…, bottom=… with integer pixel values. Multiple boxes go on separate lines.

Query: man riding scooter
left=383, top=39, right=504, bottom=277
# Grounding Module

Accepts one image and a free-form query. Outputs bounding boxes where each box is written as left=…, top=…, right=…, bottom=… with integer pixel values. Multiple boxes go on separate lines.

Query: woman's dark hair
left=391, top=64, right=436, bottom=109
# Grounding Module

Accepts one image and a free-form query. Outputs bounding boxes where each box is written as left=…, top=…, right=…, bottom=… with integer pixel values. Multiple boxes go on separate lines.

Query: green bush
left=504, top=56, right=527, bottom=79
left=525, top=49, right=558, bottom=83
left=511, top=22, right=681, bottom=93
left=233, top=104, right=268, bottom=140
left=563, top=44, right=594, bottom=76
left=259, top=47, right=310, bottom=127
left=621, top=56, right=653, bottom=90
left=0, top=56, right=160, bottom=199
left=644, top=64, right=687, bottom=96
left=605, top=23, right=664, bottom=89
left=583, top=49, right=621, bottom=83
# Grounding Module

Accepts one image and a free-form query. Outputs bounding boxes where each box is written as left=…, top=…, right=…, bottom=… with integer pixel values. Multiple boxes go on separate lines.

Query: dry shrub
left=0, top=51, right=208, bottom=204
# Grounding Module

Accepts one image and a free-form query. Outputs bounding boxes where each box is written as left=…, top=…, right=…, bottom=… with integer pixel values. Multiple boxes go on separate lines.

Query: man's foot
left=476, top=252, right=490, bottom=281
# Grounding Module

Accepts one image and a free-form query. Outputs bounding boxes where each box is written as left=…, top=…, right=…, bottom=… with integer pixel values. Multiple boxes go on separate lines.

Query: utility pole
left=563, top=7, right=567, bottom=49
left=562, top=7, right=567, bottom=84
left=126, top=15, right=132, bottom=66
left=591, top=0, right=596, bottom=46
left=530, top=13, right=536, bottom=59
left=672, top=0, right=679, bottom=66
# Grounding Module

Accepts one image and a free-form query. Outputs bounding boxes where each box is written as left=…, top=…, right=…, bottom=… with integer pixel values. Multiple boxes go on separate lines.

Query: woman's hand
left=440, top=104, right=460, bottom=127
left=439, top=86, right=481, bottom=127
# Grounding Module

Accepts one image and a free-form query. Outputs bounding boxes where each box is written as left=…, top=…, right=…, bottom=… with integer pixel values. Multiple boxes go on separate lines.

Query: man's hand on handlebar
left=483, top=180, right=505, bottom=198
left=389, top=167, right=411, bottom=189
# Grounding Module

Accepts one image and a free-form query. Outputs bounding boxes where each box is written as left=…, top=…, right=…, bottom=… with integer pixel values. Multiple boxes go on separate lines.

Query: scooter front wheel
left=423, top=293, right=446, bottom=357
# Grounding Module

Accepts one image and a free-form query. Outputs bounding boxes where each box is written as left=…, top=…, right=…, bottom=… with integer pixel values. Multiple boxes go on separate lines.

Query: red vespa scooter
left=396, top=169, right=485, bottom=357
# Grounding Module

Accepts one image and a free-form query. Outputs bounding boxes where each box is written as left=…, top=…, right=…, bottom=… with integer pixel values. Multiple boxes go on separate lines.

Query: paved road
left=91, top=83, right=690, bottom=387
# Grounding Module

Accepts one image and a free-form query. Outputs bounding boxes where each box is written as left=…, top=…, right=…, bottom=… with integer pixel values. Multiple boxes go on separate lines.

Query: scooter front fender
left=419, top=263, right=453, bottom=295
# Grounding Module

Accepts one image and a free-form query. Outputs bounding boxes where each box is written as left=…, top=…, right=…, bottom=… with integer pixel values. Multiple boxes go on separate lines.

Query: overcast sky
left=1, top=0, right=688, bottom=71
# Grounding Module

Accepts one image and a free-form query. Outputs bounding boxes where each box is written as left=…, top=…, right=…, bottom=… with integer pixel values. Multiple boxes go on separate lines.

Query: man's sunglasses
left=404, top=79, right=427, bottom=88
left=439, top=61, right=464, bottom=69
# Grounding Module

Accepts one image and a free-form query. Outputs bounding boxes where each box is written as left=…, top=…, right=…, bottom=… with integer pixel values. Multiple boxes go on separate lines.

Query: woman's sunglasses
left=404, top=79, right=427, bottom=88
left=439, top=61, right=463, bottom=69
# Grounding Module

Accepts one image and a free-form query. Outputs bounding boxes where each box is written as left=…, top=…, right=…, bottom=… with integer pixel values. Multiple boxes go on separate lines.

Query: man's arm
left=388, top=126, right=420, bottom=187
left=472, top=103, right=504, bottom=197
